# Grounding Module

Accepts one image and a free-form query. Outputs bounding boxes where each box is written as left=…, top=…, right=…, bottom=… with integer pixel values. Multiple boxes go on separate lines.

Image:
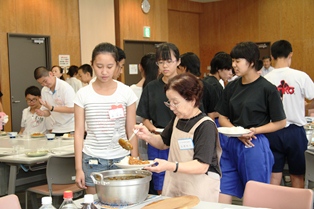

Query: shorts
left=82, top=152, right=123, bottom=187
left=220, top=134, right=274, bottom=198
left=147, top=144, right=169, bottom=191
left=265, top=124, right=308, bottom=175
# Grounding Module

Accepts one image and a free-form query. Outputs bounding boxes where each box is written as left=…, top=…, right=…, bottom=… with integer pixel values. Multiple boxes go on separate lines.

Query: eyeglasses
left=164, top=101, right=180, bottom=108
left=26, top=98, right=38, bottom=103
left=156, top=59, right=177, bottom=66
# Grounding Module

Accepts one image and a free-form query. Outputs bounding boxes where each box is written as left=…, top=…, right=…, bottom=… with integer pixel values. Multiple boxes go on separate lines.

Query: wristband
left=173, top=161, right=179, bottom=173
left=50, top=106, right=54, bottom=112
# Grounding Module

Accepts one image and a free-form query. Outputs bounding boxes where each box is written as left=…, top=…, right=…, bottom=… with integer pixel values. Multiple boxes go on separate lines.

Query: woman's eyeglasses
left=156, top=59, right=177, bottom=66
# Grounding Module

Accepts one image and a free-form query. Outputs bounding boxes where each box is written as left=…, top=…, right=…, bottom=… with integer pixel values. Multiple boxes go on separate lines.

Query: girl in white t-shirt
left=74, top=42, right=138, bottom=194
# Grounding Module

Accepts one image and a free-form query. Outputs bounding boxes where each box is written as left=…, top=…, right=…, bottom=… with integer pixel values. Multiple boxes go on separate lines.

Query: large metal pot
left=91, top=169, right=152, bottom=205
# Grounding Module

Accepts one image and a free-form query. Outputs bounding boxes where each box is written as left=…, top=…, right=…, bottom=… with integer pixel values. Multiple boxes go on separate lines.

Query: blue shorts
left=220, top=134, right=274, bottom=198
left=82, top=153, right=123, bottom=187
left=147, top=144, right=169, bottom=191
left=265, top=124, right=308, bottom=175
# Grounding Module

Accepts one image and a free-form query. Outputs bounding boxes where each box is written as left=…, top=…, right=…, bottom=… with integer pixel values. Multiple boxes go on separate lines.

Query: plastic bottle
left=39, top=196, right=56, bottom=209
left=81, top=194, right=97, bottom=209
left=59, top=191, right=79, bottom=209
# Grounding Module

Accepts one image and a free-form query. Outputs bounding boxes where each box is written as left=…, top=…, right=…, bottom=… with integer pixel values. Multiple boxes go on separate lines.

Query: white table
left=0, top=135, right=74, bottom=194
left=74, top=194, right=259, bottom=209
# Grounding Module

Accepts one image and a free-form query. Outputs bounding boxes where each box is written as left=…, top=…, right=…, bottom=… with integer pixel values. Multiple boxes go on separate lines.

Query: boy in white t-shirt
left=19, top=86, right=54, bottom=135
left=265, top=40, right=314, bottom=188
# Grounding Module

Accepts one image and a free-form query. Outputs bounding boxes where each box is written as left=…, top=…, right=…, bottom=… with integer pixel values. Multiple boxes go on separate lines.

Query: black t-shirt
left=161, top=113, right=221, bottom=175
left=136, top=77, right=174, bottom=128
left=201, top=80, right=219, bottom=114
left=215, top=76, right=286, bottom=128
left=204, top=76, right=223, bottom=98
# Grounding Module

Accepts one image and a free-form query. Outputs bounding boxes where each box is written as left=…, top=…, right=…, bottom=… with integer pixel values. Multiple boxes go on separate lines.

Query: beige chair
left=0, top=194, right=22, bottom=209
left=243, top=180, right=313, bottom=209
left=305, top=150, right=314, bottom=188
left=25, top=155, right=84, bottom=209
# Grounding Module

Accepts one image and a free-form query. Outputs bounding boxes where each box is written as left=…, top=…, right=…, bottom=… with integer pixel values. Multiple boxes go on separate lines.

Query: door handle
left=12, top=100, right=20, bottom=103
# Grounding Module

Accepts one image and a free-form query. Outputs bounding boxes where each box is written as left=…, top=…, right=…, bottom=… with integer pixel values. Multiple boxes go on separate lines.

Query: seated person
left=19, top=86, right=54, bottom=135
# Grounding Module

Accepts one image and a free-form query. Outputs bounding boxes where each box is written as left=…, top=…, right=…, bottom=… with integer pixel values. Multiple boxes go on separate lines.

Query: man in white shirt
left=77, top=64, right=93, bottom=85
left=261, top=55, right=274, bottom=76
left=34, top=66, right=75, bottom=136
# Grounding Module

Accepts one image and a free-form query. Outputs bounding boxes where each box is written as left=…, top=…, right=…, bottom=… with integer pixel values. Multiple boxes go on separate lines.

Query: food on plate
left=63, top=133, right=74, bottom=138
left=31, top=132, right=44, bottom=137
left=128, top=156, right=150, bottom=165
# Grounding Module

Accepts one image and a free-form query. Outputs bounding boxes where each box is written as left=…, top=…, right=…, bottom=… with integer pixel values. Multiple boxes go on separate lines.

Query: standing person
left=74, top=42, right=138, bottom=194
left=77, top=64, right=93, bottom=85
left=204, top=52, right=233, bottom=151
left=177, top=52, right=218, bottom=119
left=264, top=40, right=314, bottom=188
left=130, top=53, right=159, bottom=160
left=19, top=86, right=54, bottom=135
left=51, top=65, right=65, bottom=80
left=34, top=66, right=75, bottom=136
left=66, top=65, right=83, bottom=93
left=137, top=42, right=180, bottom=194
left=260, top=55, right=274, bottom=76
left=135, top=73, right=221, bottom=202
left=215, top=42, right=286, bottom=203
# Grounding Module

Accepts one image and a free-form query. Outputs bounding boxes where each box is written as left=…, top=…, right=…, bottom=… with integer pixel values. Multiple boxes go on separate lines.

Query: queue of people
left=3, top=39, right=313, bottom=204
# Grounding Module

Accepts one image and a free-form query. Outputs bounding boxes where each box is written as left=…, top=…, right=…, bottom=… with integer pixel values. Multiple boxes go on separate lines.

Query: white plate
left=115, top=157, right=155, bottom=169
left=217, top=127, right=250, bottom=137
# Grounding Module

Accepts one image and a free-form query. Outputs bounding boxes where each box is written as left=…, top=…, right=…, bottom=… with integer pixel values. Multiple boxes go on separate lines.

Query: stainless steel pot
left=91, top=169, right=152, bottom=205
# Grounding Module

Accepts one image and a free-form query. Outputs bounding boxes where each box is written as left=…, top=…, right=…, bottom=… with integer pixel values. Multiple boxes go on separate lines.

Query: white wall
left=78, top=0, right=116, bottom=65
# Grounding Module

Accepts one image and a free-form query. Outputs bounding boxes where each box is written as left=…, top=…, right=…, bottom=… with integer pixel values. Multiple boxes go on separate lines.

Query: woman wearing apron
left=135, top=73, right=222, bottom=202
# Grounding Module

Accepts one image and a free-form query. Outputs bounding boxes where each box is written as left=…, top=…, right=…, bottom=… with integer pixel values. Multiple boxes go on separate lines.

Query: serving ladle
left=118, top=123, right=142, bottom=150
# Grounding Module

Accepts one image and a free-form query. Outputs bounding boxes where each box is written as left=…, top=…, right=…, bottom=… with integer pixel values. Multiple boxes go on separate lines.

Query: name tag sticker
left=178, top=138, right=194, bottom=150
left=89, top=159, right=98, bottom=165
left=109, top=104, right=124, bottom=119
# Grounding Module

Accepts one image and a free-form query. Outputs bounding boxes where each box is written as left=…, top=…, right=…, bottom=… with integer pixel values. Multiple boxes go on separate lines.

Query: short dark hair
left=230, top=42, right=260, bottom=70
left=156, top=42, right=180, bottom=62
left=262, top=55, right=271, bottom=61
left=34, top=66, right=49, bottom=80
left=179, top=52, right=201, bottom=77
left=116, top=46, right=126, bottom=61
left=210, top=52, right=232, bottom=74
left=140, top=53, right=159, bottom=88
left=78, top=64, right=93, bottom=77
left=67, top=65, right=79, bottom=77
left=271, top=40, right=292, bottom=59
left=257, top=60, right=263, bottom=71
left=165, top=73, right=203, bottom=108
left=91, top=42, right=119, bottom=64
left=25, top=86, right=41, bottom=97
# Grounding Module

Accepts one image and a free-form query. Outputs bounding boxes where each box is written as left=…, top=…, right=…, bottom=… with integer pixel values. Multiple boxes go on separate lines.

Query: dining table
left=73, top=194, right=262, bottom=209
left=0, top=133, right=74, bottom=194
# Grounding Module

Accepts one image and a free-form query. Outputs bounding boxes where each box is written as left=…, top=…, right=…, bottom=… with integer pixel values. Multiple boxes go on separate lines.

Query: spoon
left=118, top=123, right=142, bottom=150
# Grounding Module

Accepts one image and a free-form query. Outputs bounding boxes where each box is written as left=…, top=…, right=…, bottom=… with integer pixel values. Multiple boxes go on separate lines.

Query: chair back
left=0, top=194, right=22, bottom=209
left=305, top=150, right=314, bottom=188
left=243, top=180, right=313, bottom=209
left=46, top=155, right=76, bottom=196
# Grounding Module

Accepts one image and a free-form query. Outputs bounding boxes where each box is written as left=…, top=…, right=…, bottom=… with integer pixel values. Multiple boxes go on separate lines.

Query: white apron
left=162, top=116, right=222, bottom=202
